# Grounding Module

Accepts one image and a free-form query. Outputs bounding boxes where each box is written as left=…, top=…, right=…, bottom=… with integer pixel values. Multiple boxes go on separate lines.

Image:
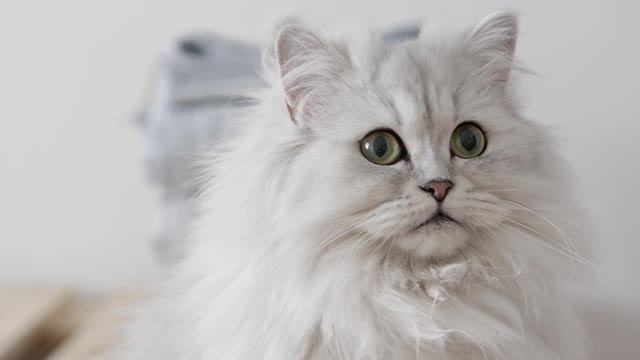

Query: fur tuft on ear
left=467, top=11, right=519, bottom=86
left=275, top=24, right=349, bottom=124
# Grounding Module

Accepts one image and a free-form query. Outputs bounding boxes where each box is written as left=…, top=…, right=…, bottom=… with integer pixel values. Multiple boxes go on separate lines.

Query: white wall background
left=0, top=0, right=638, bottom=358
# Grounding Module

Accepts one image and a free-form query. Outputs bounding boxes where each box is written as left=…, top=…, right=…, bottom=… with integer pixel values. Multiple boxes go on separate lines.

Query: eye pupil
left=459, top=128, right=477, bottom=151
left=372, top=136, right=388, bottom=158
left=361, top=131, right=403, bottom=165
left=450, top=123, right=486, bottom=159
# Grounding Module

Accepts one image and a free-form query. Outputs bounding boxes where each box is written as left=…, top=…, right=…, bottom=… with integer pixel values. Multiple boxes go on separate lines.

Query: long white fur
left=113, top=11, right=590, bottom=360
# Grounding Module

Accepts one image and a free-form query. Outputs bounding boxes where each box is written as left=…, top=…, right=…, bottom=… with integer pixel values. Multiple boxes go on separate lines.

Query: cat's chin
left=394, top=219, right=470, bottom=258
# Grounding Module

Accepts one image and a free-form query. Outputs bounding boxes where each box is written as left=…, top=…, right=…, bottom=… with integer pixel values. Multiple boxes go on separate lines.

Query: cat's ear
left=467, top=11, right=519, bottom=86
left=275, top=23, right=349, bottom=124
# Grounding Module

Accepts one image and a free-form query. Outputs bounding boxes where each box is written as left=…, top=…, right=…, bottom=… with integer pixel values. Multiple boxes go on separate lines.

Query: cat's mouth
left=417, top=211, right=458, bottom=229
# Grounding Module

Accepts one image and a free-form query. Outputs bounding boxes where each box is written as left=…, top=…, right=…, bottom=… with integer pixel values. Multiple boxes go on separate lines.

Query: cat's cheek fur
left=274, top=139, right=411, bottom=231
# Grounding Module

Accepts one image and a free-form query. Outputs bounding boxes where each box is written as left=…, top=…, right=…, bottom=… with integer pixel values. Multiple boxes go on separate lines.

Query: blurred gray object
left=139, top=27, right=420, bottom=264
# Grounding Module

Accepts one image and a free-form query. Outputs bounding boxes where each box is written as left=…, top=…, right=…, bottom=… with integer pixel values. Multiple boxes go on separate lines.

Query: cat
left=114, top=11, right=590, bottom=360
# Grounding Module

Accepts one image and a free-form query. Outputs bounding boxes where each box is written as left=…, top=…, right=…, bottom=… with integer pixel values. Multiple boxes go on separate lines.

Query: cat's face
left=274, top=13, right=549, bottom=259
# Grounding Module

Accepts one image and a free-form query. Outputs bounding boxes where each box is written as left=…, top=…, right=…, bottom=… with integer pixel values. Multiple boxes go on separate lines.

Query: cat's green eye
left=450, top=123, right=486, bottom=159
left=360, top=131, right=403, bottom=165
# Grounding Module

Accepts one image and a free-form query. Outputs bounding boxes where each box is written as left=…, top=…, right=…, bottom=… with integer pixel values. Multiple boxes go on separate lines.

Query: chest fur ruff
left=192, top=251, right=564, bottom=360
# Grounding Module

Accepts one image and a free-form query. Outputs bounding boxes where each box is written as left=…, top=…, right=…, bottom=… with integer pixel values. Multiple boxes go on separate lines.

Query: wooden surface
left=45, top=291, right=141, bottom=360
left=0, top=287, right=70, bottom=360
left=0, top=287, right=141, bottom=360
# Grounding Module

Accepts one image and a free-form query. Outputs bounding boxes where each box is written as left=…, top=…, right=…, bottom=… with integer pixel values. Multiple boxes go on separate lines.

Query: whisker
left=504, top=218, right=583, bottom=262
left=491, top=221, right=593, bottom=267
left=497, top=198, right=593, bottom=267
left=327, top=197, right=403, bottom=224
left=456, top=204, right=593, bottom=267
left=308, top=221, right=362, bottom=259
left=338, top=232, right=375, bottom=271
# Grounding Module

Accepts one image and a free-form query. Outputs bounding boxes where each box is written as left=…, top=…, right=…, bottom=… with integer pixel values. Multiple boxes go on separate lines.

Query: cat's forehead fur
left=376, top=40, right=462, bottom=150
left=319, top=30, right=519, bottom=168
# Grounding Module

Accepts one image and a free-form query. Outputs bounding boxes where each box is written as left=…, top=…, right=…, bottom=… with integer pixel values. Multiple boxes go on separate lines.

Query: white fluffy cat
left=115, top=11, right=591, bottom=360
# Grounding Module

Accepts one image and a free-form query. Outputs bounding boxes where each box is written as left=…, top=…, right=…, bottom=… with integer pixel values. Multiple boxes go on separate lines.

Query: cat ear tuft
left=469, top=11, right=518, bottom=55
left=275, top=24, right=348, bottom=124
left=468, top=11, right=519, bottom=85
left=276, top=24, right=326, bottom=94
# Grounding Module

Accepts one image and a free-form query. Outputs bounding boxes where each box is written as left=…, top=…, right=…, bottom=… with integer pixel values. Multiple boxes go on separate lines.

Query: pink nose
left=422, top=180, right=453, bottom=202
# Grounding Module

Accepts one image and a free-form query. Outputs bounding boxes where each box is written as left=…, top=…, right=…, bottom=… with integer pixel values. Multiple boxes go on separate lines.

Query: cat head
left=266, top=12, right=566, bottom=260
